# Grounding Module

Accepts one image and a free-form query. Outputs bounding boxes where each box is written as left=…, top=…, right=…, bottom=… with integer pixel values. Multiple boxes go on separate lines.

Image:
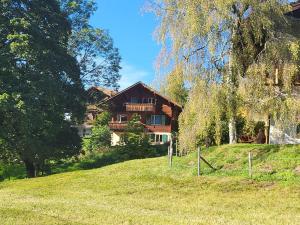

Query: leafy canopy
left=151, top=0, right=300, bottom=148
left=61, top=0, right=121, bottom=90
left=0, top=0, right=85, bottom=177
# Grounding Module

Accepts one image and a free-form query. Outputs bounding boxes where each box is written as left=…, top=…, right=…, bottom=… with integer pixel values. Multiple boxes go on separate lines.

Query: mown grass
left=0, top=144, right=299, bottom=225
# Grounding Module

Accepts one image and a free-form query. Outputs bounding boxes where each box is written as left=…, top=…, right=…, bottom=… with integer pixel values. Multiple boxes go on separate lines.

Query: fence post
left=197, top=146, right=201, bottom=176
left=169, top=138, right=173, bottom=167
left=248, top=151, right=252, bottom=179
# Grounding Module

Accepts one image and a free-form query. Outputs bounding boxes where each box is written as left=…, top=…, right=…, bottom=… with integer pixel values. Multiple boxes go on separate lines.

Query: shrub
left=84, top=111, right=111, bottom=152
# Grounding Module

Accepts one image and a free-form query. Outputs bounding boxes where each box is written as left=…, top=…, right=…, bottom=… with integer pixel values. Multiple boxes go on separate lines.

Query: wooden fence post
left=169, top=138, right=173, bottom=167
left=248, top=151, right=252, bottom=178
left=197, top=146, right=201, bottom=176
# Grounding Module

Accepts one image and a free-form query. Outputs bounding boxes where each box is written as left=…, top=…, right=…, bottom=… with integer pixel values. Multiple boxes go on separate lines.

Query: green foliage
left=61, top=0, right=121, bottom=89
left=178, top=79, right=228, bottom=151
left=151, top=0, right=300, bottom=144
left=0, top=0, right=85, bottom=177
left=52, top=144, right=167, bottom=173
left=121, top=114, right=149, bottom=148
left=0, top=162, right=26, bottom=181
left=163, top=63, right=188, bottom=106
left=83, top=111, right=111, bottom=152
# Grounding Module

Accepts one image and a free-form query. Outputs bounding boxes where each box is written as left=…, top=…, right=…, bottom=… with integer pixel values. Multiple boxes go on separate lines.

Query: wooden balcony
left=144, top=125, right=171, bottom=133
left=125, top=103, right=155, bottom=112
left=109, top=122, right=127, bottom=131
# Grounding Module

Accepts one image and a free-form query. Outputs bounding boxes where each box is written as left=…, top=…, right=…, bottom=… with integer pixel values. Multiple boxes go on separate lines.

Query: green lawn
left=0, top=144, right=299, bottom=225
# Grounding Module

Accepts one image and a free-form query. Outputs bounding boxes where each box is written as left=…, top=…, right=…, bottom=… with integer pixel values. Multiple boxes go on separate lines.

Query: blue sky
left=90, top=0, right=160, bottom=90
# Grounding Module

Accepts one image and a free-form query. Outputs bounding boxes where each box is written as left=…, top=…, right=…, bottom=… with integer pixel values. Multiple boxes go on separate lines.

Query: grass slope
left=0, top=144, right=299, bottom=225
left=173, top=144, right=300, bottom=181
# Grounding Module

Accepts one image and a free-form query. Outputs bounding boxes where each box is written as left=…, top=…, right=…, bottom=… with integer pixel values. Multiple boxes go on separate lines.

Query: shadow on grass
left=51, top=144, right=168, bottom=175
left=0, top=145, right=168, bottom=181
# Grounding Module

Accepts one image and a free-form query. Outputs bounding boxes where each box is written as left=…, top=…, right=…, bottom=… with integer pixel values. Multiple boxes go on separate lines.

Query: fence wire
left=167, top=152, right=300, bottom=179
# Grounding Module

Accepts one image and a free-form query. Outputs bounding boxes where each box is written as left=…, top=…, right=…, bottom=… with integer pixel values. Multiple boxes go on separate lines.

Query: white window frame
left=117, top=114, right=127, bottom=123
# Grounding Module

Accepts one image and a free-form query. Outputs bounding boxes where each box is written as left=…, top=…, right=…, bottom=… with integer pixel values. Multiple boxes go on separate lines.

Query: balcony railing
left=125, top=103, right=155, bottom=112
left=109, top=122, right=127, bottom=131
left=144, top=125, right=171, bottom=133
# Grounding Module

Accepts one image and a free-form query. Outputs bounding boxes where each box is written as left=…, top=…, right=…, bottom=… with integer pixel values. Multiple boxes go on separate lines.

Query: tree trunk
left=229, top=116, right=237, bottom=144
left=24, top=159, right=36, bottom=178
left=228, top=44, right=238, bottom=144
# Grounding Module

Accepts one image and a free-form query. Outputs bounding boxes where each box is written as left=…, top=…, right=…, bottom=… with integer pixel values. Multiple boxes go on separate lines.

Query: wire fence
left=167, top=147, right=300, bottom=179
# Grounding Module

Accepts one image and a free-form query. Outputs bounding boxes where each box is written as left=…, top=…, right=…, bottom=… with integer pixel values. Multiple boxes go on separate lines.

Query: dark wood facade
left=107, top=82, right=182, bottom=135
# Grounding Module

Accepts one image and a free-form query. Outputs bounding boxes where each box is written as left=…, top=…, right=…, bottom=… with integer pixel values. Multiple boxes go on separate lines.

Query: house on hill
left=106, top=82, right=182, bottom=146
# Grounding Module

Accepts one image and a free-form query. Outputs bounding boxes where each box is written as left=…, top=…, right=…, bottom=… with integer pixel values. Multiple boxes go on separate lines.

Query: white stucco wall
left=111, top=132, right=121, bottom=146
left=270, top=124, right=300, bottom=144
left=110, top=132, right=172, bottom=146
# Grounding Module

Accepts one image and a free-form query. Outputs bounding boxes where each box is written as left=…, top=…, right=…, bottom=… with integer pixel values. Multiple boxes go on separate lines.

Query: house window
left=117, top=114, right=127, bottom=123
left=155, top=134, right=162, bottom=142
left=142, top=98, right=155, bottom=104
left=150, top=115, right=166, bottom=125
left=131, top=97, right=139, bottom=103
left=148, top=134, right=155, bottom=142
left=149, top=134, right=169, bottom=143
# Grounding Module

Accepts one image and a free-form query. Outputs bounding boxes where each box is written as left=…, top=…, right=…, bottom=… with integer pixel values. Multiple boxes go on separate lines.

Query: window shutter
left=162, top=134, right=168, bottom=143
left=162, top=115, right=166, bottom=125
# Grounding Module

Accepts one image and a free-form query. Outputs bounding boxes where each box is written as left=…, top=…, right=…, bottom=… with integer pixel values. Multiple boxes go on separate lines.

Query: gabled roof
left=106, top=81, right=182, bottom=108
left=286, top=1, right=300, bottom=18
left=292, top=1, right=300, bottom=10
left=87, top=86, right=117, bottom=97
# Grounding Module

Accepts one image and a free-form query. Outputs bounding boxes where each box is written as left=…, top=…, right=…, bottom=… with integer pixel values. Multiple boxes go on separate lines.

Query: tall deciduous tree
left=61, top=0, right=121, bottom=90
left=151, top=0, right=300, bottom=146
left=0, top=0, right=85, bottom=177
left=162, top=63, right=188, bottom=106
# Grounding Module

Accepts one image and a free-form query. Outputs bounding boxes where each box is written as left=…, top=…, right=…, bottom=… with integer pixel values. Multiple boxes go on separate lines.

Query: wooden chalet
left=106, top=82, right=182, bottom=145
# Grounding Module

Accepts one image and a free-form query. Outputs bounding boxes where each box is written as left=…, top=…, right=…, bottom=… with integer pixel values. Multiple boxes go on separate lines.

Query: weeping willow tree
left=161, top=63, right=188, bottom=106
left=240, top=39, right=300, bottom=131
left=150, top=0, right=300, bottom=148
left=178, top=79, right=229, bottom=151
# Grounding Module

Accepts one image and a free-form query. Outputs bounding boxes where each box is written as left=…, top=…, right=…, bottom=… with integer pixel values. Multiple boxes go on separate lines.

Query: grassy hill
left=173, top=144, right=300, bottom=181
left=0, top=144, right=299, bottom=225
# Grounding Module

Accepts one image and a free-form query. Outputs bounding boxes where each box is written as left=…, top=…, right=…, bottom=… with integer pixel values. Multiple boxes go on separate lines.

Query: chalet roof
left=87, top=86, right=117, bottom=97
left=106, top=81, right=182, bottom=108
left=286, top=1, right=300, bottom=18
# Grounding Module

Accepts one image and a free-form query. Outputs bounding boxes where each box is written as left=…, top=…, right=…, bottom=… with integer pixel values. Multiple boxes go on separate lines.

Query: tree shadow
left=50, top=144, right=169, bottom=174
